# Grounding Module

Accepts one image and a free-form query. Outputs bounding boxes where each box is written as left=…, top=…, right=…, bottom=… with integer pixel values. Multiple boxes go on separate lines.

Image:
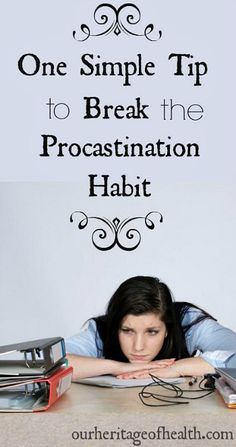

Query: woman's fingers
left=152, top=361, right=174, bottom=368
left=149, top=359, right=175, bottom=368
left=116, top=359, right=176, bottom=379
left=154, top=358, right=175, bottom=365
left=117, top=370, right=150, bottom=379
left=117, top=365, right=179, bottom=380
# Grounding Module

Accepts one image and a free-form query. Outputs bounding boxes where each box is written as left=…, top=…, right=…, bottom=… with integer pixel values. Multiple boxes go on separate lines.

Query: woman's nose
left=133, top=335, right=145, bottom=351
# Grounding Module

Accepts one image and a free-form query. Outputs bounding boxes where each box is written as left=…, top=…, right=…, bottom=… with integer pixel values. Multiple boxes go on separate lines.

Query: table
left=0, top=380, right=235, bottom=447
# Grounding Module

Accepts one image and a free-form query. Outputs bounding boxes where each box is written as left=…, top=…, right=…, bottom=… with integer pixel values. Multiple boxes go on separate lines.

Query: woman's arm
left=184, top=309, right=236, bottom=369
left=67, top=354, right=175, bottom=379
left=116, top=356, right=215, bottom=380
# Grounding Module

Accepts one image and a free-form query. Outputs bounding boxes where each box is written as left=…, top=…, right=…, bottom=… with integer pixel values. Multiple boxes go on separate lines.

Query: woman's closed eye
left=120, top=328, right=134, bottom=334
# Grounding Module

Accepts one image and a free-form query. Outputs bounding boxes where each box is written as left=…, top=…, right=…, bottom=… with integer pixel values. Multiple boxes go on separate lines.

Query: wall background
left=1, top=1, right=235, bottom=344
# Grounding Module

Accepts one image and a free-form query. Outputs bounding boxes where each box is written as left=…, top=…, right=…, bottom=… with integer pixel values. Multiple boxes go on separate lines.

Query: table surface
left=0, top=379, right=236, bottom=447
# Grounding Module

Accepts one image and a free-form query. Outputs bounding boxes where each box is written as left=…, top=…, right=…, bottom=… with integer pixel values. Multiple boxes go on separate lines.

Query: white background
left=1, top=0, right=236, bottom=343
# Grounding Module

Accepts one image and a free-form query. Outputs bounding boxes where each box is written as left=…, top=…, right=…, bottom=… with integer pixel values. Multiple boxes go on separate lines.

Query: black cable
left=138, top=374, right=215, bottom=407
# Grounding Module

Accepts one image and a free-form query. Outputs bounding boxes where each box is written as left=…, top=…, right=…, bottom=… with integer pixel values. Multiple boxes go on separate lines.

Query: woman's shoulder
left=81, top=318, right=98, bottom=332
left=65, top=318, right=103, bottom=357
left=175, top=302, right=204, bottom=326
left=181, top=305, right=203, bottom=324
left=69, top=318, right=98, bottom=337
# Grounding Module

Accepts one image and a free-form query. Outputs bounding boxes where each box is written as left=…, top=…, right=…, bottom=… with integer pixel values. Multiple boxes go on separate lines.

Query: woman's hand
left=116, top=356, right=216, bottom=379
left=114, top=358, right=176, bottom=378
left=116, top=365, right=179, bottom=380
left=112, top=358, right=175, bottom=376
left=147, top=358, right=176, bottom=368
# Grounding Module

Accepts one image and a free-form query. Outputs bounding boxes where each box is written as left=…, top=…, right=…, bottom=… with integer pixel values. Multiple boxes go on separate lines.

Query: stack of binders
left=215, top=368, right=236, bottom=409
left=0, top=337, right=73, bottom=412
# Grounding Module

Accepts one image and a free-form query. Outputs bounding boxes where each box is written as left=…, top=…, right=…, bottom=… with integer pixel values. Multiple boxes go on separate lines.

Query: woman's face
left=118, top=312, right=167, bottom=363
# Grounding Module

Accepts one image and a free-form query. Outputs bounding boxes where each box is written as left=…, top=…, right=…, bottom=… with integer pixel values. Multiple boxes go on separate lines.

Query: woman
left=66, top=276, right=236, bottom=379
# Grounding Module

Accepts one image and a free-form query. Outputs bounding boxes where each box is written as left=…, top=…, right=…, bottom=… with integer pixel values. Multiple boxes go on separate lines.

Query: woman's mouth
left=129, top=355, right=148, bottom=361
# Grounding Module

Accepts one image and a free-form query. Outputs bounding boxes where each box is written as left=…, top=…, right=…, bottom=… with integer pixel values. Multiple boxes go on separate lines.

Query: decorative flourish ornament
left=70, top=211, right=163, bottom=251
left=73, top=3, right=162, bottom=42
